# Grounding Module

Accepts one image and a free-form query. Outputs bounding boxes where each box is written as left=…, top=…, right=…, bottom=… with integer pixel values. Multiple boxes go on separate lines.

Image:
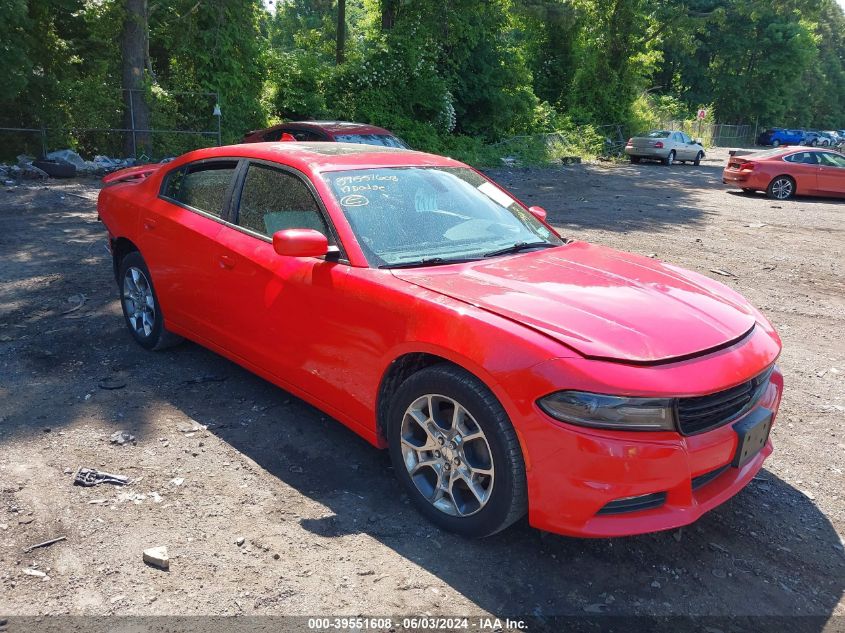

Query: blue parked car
left=757, top=128, right=804, bottom=147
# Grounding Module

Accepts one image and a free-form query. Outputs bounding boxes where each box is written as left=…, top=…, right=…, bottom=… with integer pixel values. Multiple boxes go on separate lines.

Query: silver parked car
left=625, top=130, right=705, bottom=166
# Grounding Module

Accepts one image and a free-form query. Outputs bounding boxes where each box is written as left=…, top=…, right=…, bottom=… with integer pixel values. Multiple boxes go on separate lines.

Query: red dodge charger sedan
left=723, top=146, right=845, bottom=199
left=98, top=143, right=783, bottom=538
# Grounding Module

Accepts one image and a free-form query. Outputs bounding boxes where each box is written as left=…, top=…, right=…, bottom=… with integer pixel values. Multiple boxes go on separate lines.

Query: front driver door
left=816, top=152, right=845, bottom=195
left=210, top=161, right=354, bottom=404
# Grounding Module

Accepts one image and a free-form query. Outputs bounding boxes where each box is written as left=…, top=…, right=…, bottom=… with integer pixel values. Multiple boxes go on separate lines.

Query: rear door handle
left=142, top=217, right=157, bottom=230
left=218, top=254, right=235, bottom=270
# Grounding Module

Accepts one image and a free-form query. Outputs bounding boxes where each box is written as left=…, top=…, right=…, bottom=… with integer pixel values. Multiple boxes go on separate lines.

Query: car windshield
left=334, top=134, right=410, bottom=149
left=323, top=167, right=563, bottom=267
left=645, top=130, right=671, bottom=138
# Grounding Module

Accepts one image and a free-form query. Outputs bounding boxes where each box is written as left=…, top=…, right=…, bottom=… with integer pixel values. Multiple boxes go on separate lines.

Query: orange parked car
left=722, top=147, right=845, bottom=200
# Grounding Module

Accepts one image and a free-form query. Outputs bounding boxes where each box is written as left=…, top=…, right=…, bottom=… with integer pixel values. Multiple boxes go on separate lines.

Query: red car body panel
left=99, top=143, right=783, bottom=537
left=722, top=147, right=845, bottom=197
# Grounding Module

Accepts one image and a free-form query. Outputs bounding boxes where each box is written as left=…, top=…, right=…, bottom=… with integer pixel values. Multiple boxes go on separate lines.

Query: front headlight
left=538, top=391, right=676, bottom=431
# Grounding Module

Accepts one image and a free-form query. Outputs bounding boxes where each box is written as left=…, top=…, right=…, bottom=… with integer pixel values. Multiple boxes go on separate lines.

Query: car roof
left=172, top=142, right=465, bottom=173
left=272, top=120, right=396, bottom=135
left=748, top=147, right=842, bottom=159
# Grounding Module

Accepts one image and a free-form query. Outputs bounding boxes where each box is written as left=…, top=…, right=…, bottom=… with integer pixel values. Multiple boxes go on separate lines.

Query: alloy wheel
left=771, top=178, right=793, bottom=200
left=399, top=394, right=494, bottom=517
left=122, top=266, right=156, bottom=338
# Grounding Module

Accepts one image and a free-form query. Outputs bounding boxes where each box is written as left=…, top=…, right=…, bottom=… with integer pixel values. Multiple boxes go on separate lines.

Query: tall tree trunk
left=381, top=0, right=396, bottom=30
left=336, top=0, right=346, bottom=64
left=122, top=0, right=152, bottom=158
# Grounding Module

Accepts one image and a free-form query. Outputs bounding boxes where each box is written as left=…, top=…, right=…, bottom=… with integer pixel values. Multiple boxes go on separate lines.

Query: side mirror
left=272, top=229, right=329, bottom=258
left=528, top=205, right=548, bottom=222
left=280, top=132, right=296, bottom=142
left=694, top=138, right=703, bottom=145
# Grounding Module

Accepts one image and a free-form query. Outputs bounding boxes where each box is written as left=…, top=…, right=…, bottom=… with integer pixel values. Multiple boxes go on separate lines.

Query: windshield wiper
left=483, top=241, right=557, bottom=258
left=380, top=257, right=479, bottom=269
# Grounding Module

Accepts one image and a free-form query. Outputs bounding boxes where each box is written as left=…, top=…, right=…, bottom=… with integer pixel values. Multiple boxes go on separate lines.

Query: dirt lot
left=0, top=148, right=843, bottom=626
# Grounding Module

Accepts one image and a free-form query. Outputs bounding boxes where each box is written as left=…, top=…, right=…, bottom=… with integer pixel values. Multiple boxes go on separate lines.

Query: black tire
left=117, top=251, right=182, bottom=350
left=629, top=156, right=641, bottom=164
left=387, top=364, right=527, bottom=538
left=766, top=175, right=796, bottom=200
left=693, top=151, right=704, bottom=166
left=662, top=150, right=676, bottom=166
left=810, top=139, right=818, bottom=147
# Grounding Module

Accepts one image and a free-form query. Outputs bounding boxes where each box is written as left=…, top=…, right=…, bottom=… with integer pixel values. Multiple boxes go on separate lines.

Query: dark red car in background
left=242, top=120, right=410, bottom=148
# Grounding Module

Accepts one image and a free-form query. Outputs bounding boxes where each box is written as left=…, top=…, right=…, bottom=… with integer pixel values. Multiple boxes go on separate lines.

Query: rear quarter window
left=161, top=161, right=239, bottom=218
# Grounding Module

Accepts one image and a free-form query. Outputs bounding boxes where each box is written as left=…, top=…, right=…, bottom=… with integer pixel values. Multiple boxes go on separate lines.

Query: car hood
left=392, top=242, right=757, bottom=363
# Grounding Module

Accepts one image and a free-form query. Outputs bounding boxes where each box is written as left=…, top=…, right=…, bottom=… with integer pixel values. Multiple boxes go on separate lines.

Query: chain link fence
left=0, top=88, right=222, bottom=163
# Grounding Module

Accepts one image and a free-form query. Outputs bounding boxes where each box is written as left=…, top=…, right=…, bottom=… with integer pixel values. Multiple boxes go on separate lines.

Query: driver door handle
left=218, top=254, right=235, bottom=270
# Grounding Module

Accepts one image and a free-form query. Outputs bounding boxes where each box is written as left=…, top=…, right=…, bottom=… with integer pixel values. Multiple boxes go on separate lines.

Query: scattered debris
left=583, top=603, right=608, bottom=613
left=59, top=294, right=87, bottom=315
left=143, top=546, right=170, bottom=570
left=235, top=537, right=246, bottom=547
left=110, top=430, right=135, bottom=445
left=170, top=477, right=184, bottom=487
left=651, top=580, right=661, bottom=588
left=745, top=222, right=766, bottom=228
left=73, top=467, right=130, bottom=487
left=22, top=568, right=48, bottom=579
left=709, top=268, right=736, bottom=277
left=182, top=374, right=227, bottom=385
left=24, top=535, right=67, bottom=553
left=99, top=376, right=127, bottom=390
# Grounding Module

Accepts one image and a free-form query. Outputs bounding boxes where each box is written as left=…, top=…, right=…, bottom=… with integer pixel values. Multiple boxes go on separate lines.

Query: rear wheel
left=693, top=151, right=704, bottom=166
left=629, top=156, right=641, bottom=164
left=387, top=364, right=527, bottom=538
left=766, top=176, right=795, bottom=200
left=772, top=139, right=781, bottom=147
left=663, top=150, right=676, bottom=166
left=118, top=251, right=182, bottom=350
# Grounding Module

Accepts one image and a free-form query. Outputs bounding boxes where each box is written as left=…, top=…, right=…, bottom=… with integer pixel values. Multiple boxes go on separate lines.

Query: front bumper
left=524, top=366, right=783, bottom=537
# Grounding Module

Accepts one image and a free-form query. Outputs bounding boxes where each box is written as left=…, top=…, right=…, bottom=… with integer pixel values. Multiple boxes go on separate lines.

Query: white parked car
left=625, top=130, right=705, bottom=166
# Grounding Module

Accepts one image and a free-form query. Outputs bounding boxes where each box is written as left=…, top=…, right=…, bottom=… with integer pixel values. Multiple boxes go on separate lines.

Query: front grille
left=677, top=367, right=773, bottom=436
left=596, top=492, right=667, bottom=515
left=692, top=465, right=729, bottom=490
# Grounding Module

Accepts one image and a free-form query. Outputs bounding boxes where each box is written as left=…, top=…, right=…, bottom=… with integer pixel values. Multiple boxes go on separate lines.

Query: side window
left=162, top=161, right=238, bottom=217
left=784, top=152, right=817, bottom=165
left=681, top=133, right=692, bottom=144
left=263, top=130, right=283, bottom=142
left=236, top=164, right=333, bottom=243
left=285, top=129, right=325, bottom=142
left=819, top=152, right=845, bottom=168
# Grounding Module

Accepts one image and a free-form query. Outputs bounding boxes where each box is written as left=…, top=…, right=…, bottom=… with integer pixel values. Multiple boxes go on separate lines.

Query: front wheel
left=767, top=176, right=796, bottom=200
left=387, top=364, right=527, bottom=538
left=118, top=251, right=182, bottom=350
left=693, top=151, right=704, bottom=166
left=772, top=140, right=781, bottom=147
left=629, top=156, right=641, bottom=164
left=663, top=150, right=676, bottom=166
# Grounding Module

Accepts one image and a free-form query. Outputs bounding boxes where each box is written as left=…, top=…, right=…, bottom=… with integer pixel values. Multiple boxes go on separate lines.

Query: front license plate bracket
left=731, top=407, right=772, bottom=469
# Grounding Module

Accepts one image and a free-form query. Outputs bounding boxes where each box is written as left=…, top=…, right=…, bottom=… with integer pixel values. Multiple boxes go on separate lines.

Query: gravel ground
left=0, top=148, right=843, bottom=626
